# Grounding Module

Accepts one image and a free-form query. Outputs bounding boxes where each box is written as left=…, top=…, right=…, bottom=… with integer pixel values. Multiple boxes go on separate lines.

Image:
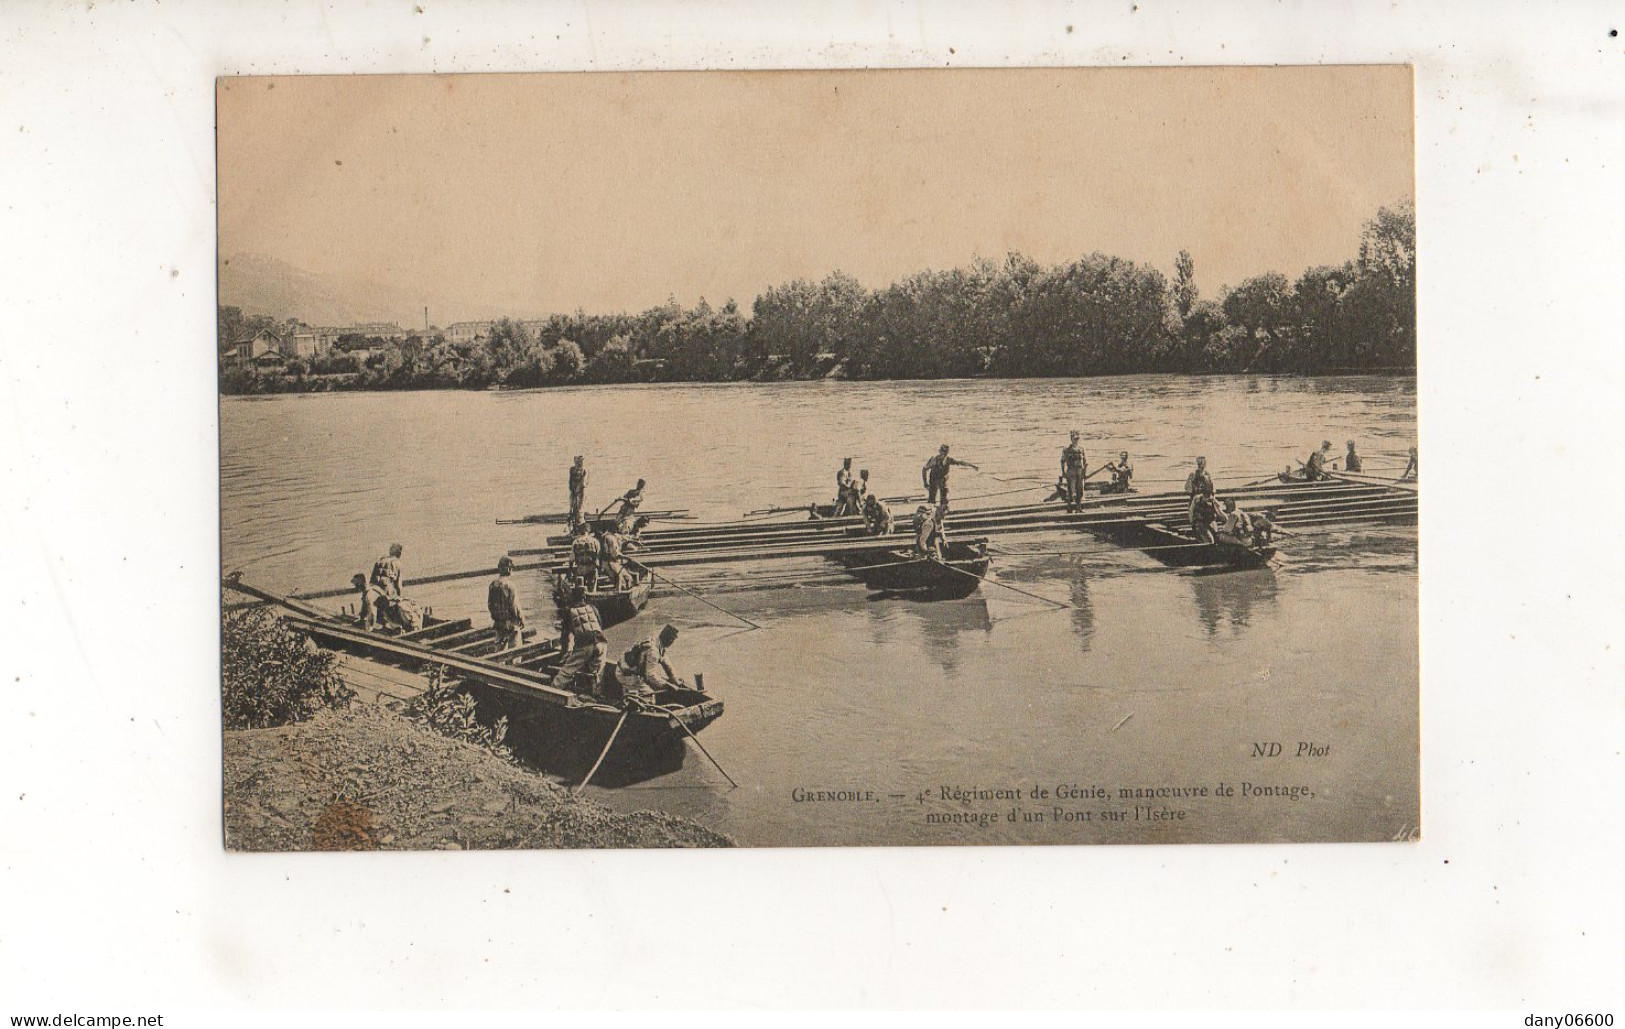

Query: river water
left=221, top=375, right=1418, bottom=847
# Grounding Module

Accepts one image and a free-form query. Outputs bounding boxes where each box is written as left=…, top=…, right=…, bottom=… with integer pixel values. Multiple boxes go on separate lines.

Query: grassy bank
left=223, top=704, right=733, bottom=850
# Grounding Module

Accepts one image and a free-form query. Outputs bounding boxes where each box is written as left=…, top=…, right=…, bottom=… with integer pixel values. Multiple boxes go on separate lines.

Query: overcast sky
left=218, top=66, right=1413, bottom=323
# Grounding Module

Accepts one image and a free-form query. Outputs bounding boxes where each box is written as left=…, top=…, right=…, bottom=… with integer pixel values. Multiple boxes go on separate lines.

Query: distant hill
left=218, top=252, right=524, bottom=328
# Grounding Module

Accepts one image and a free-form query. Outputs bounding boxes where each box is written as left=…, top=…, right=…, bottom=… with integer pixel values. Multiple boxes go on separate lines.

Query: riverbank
left=223, top=704, right=734, bottom=850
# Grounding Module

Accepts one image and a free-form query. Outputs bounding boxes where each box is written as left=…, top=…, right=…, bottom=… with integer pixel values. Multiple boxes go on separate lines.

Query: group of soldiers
left=1282, top=440, right=1418, bottom=484
left=348, top=508, right=690, bottom=708
left=1181, top=457, right=1278, bottom=548
left=829, top=455, right=952, bottom=559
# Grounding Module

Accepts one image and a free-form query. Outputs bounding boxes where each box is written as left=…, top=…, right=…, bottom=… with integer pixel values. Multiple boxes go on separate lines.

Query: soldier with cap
left=1060, top=431, right=1087, bottom=512
left=614, top=624, right=686, bottom=704
left=598, top=523, right=642, bottom=591
left=552, top=584, right=607, bottom=695
left=1102, top=451, right=1134, bottom=495
left=487, top=556, right=526, bottom=650
left=567, top=456, right=588, bottom=528
left=569, top=522, right=601, bottom=589
left=921, top=444, right=977, bottom=509
left=913, top=504, right=947, bottom=561
left=370, top=543, right=405, bottom=603
left=1303, top=440, right=1335, bottom=482
left=834, top=458, right=857, bottom=516
left=863, top=492, right=893, bottom=536
left=1184, top=457, right=1215, bottom=534
left=1343, top=440, right=1363, bottom=474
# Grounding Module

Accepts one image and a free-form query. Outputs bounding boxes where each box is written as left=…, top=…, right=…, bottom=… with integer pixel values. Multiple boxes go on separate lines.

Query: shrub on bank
left=222, top=606, right=355, bottom=729
left=405, top=666, right=512, bottom=758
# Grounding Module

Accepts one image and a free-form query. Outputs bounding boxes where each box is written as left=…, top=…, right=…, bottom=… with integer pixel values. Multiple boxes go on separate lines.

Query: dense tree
left=1172, top=249, right=1199, bottom=321
left=219, top=200, right=1415, bottom=394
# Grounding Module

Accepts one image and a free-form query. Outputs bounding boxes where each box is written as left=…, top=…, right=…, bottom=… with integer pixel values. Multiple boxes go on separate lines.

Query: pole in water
left=574, top=709, right=631, bottom=794
left=634, top=560, right=764, bottom=630
left=671, top=701, right=738, bottom=788
left=937, top=560, right=1072, bottom=610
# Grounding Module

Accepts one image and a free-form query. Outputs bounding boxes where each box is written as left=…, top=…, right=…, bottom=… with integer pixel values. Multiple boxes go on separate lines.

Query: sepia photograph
left=216, top=66, right=1418, bottom=850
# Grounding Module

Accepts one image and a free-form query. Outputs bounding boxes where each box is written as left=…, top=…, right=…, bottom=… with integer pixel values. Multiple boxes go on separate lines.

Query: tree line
left=219, top=200, right=1413, bottom=395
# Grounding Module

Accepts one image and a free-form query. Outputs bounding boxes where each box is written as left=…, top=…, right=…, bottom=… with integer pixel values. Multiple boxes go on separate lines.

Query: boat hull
left=1109, top=521, right=1276, bottom=569
left=837, top=540, right=991, bottom=599
left=551, top=572, right=652, bottom=629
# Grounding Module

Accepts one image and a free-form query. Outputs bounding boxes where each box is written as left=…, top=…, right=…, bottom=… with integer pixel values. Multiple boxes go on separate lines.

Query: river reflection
left=1189, top=566, right=1280, bottom=638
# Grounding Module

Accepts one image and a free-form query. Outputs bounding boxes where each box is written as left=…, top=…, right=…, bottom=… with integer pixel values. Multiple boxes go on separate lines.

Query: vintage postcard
left=218, top=67, right=1417, bottom=849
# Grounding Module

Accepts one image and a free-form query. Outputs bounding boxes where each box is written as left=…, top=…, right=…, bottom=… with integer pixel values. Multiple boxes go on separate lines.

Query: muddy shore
left=223, top=704, right=734, bottom=850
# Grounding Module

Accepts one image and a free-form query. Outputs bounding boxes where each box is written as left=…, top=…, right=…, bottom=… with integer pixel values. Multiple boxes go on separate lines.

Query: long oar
left=631, top=560, right=763, bottom=630
left=935, top=559, right=1073, bottom=610
left=573, top=709, right=630, bottom=794
left=669, top=706, right=738, bottom=788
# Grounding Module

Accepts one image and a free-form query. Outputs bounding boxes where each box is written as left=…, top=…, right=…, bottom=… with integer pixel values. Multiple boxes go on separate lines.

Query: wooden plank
left=280, top=611, right=589, bottom=708
left=398, top=617, right=473, bottom=641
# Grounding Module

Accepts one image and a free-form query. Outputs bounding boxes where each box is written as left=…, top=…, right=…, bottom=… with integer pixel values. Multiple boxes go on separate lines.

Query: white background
left=2, top=0, right=1622, bottom=1012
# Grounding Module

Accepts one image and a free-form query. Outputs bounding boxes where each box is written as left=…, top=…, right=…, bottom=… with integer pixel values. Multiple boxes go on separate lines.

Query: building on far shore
left=445, top=320, right=493, bottom=344
left=284, top=330, right=335, bottom=359
left=348, top=322, right=408, bottom=341
left=230, top=329, right=282, bottom=364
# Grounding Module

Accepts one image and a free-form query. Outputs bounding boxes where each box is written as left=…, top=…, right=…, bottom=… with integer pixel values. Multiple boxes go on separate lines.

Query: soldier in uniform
left=567, top=456, right=588, bottom=528
left=921, top=444, right=977, bottom=509
left=834, top=458, right=857, bottom=516
left=863, top=492, right=893, bottom=536
left=1103, top=451, right=1134, bottom=494
left=1398, top=445, right=1419, bottom=483
left=486, top=556, right=526, bottom=650
left=1344, top=440, right=1363, bottom=473
left=614, top=479, right=647, bottom=520
left=1060, top=431, right=1087, bottom=512
left=1184, top=457, right=1215, bottom=534
left=1190, top=491, right=1221, bottom=544
left=614, top=624, right=686, bottom=704
left=598, top=525, right=642, bottom=591
left=569, top=523, right=602, bottom=589
left=1303, top=440, right=1335, bottom=481
left=370, top=543, right=405, bottom=603
left=552, top=584, right=607, bottom=695
left=913, top=504, right=947, bottom=561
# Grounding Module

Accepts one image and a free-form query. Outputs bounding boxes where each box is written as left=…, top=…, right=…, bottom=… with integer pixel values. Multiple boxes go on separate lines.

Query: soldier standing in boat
left=615, top=624, right=687, bottom=704
left=1343, top=440, right=1363, bottom=473
left=1303, top=440, right=1335, bottom=481
left=552, top=583, right=607, bottom=696
left=834, top=458, right=857, bottom=516
left=569, top=523, right=602, bottom=589
left=487, top=556, right=527, bottom=650
left=913, top=504, right=947, bottom=561
left=855, top=469, right=871, bottom=507
left=1184, top=457, right=1215, bottom=533
left=1060, top=431, right=1087, bottom=512
left=568, top=456, right=588, bottom=528
left=921, top=444, right=977, bottom=509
